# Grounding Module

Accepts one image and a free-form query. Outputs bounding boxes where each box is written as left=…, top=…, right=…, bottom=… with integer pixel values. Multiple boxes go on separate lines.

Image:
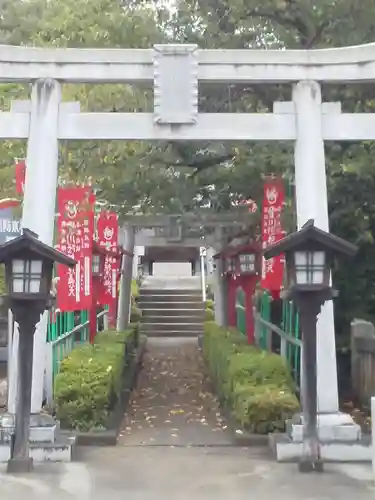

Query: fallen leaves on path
left=119, top=340, right=229, bottom=445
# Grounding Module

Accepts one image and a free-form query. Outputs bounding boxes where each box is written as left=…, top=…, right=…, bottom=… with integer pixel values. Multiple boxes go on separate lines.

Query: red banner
left=96, top=211, right=119, bottom=305
left=56, top=186, right=95, bottom=311
left=15, top=159, right=26, bottom=195
left=260, top=179, right=285, bottom=292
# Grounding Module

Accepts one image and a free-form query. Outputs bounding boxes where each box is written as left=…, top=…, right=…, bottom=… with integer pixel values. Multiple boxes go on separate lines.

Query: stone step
left=142, top=308, right=205, bottom=318
left=142, top=330, right=201, bottom=338
left=139, top=295, right=204, bottom=304
left=140, top=289, right=202, bottom=296
left=142, top=315, right=203, bottom=324
left=139, top=300, right=204, bottom=310
left=141, top=322, right=203, bottom=334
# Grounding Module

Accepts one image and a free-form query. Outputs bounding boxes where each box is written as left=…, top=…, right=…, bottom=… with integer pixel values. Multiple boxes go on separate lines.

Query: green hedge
left=205, top=307, right=214, bottom=322
left=206, top=299, right=214, bottom=310
left=203, top=321, right=299, bottom=434
left=54, top=324, right=139, bottom=431
left=131, top=305, right=142, bottom=323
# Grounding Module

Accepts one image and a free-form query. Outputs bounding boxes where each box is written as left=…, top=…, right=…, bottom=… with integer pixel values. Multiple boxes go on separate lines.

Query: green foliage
left=205, top=307, right=214, bottom=322
left=131, top=279, right=139, bottom=300
left=203, top=321, right=299, bottom=433
left=130, top=306, right=142, bottom=324
left=328, top=164, right=375, bottom=341
left=54, top=326, right=138, bottom=431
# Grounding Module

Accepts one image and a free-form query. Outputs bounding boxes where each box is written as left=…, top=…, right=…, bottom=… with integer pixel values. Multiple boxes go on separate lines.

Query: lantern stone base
left=0, top=413, right=75, bottom=463
left=269, top=412, right=371, bottom=462
left=7, top=456, right=33, bottom=473
left=287, top=412, right=362, bottom=442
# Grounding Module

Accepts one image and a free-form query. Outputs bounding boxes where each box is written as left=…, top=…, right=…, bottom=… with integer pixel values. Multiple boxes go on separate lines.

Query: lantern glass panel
left=226, top=257, right=235, bottom=272
left=294, top=250, right=325, bottom=285
left=239, top=253, right=256, bottom=273
left=12, top=259, right=43, bottom=294
left=92, top=254, right=101, bottom=274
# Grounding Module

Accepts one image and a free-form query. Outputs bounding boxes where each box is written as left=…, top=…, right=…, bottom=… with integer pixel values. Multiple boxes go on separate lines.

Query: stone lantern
left=264, top=219, right=357, bottom=472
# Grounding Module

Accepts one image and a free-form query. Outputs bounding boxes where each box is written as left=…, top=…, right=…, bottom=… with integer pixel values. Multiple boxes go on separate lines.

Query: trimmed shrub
left=205, top=307, right=215, bottom=322
left=206, top=299, right=214, bottom=310
left=130, top=305, right=142, bottom=323
left=131, top=279, right=139, bottom=301
left=203, top=321, right=299, bottom=433
left=54, top=325, right=138, bottom=431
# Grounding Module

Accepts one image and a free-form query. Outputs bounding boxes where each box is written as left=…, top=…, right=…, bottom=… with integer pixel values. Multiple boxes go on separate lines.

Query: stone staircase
left=139, top=277, right=204, bottom=337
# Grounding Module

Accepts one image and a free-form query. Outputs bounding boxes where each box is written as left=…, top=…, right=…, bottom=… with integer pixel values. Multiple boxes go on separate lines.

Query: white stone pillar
left=117, top=226, right=135, bottom=331
left=212, top=228, right=227, bottom=327
left=292, top=81, right=350, bottom=422
left=8, top=79, right=61, bottom=414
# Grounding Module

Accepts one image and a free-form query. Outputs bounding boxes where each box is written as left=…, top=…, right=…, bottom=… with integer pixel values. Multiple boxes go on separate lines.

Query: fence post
left=280, top=335, right=287, bottom=359
left=350, top=319, right=375, bottom=401
left=103, top=308, right=109, bottom=330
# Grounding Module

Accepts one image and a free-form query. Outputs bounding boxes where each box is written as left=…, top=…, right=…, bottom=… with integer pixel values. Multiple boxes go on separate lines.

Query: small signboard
left=0, top=218, right=21, bottom=244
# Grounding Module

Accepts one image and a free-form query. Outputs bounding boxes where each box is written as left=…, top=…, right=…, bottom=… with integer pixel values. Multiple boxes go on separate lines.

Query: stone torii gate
left=118, top=210, right=256, bottom=328
left=3, top=42, right=375, bottom=456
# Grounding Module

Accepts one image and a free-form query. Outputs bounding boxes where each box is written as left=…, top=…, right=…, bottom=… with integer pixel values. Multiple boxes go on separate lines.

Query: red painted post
left=227, top=277, right=237, bottom=327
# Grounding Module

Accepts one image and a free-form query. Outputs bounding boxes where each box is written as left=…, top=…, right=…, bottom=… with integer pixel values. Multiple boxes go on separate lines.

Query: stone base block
left=0, top=412, right=59, bottom=443
left=269, top=433, right=372, bottom=462
left=0, top=435, right=75, bottom=463
left=7, top=457, right=33, bottom=473
left=286, top=412, right=362, bottom=442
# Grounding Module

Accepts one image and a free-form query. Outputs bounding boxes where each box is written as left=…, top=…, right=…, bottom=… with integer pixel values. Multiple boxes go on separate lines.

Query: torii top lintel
left=1, top=42, right=375, bottom=83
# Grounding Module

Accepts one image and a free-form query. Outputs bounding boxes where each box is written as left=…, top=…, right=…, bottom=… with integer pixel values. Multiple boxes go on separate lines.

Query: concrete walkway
left=1, top=337, right=374, bottom=498
left=1, top=447, right=374, bottom=499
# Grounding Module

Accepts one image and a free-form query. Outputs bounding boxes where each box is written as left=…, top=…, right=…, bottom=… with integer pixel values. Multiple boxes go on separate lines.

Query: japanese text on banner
left=260, top=179, right=285, bottom=293
left=97, top=211, right=119, bottom=305
left=56, top=186, right=95, bottom=311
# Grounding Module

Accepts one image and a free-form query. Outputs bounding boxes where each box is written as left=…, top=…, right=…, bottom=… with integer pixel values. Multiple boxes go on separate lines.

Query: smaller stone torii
left=118, top=210, right=257, bottom=330
left=3, top=41, right=375, bottom=461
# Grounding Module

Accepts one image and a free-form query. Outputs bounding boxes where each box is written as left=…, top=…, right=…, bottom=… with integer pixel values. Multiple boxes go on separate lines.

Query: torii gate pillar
left=291, top=81, right=356, bottom=429
left=8, top=80, right=61, bottom=414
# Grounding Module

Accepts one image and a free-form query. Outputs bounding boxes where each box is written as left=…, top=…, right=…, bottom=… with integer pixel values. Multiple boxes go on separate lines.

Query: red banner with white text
left=56, top=186, right=95, bottom=311
left=260, top=179, right=285, bottom=293
left=96, top=211, right=119, bottom=305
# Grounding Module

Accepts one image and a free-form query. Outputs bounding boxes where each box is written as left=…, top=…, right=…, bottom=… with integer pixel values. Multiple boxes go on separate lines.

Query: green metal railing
left=235, top=287, right=246, bottom=335
left=45, top=308, right=108, bottom=405
left=254, top=290, right=302, bottom=387
left=281, top=298, right=301, bottom=386
left=255, top=290, right=272, bottom=350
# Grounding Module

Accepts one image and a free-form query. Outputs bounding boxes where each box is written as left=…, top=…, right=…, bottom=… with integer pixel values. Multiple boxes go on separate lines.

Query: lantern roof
left=264, top=219, right=358, bottom=259
left=213, top=241, right=259, bottom=260
left=0, top=228, right=76, bottom=267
